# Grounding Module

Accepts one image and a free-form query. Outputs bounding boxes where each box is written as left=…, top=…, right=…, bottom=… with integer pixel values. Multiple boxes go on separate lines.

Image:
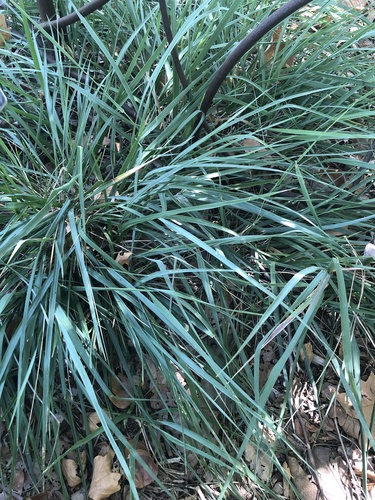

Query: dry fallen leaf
left=13, top=466, right=25, bottom=495
left=286, top=455, right=319, bottom=500
left=0, top=14, right=11, bottom=45
left=110, top=373, right=132, bottom=410
left=341, top=0, right=366, bottom=9
left=93, top=186, right=119, bottom=202
left=88, top=412, right=102, bottom=432
left=244, top=443, right=272, bottom=481
left=70, top=490, right=86, bottom=500
left=322, top=382, right=361, bottom=439
left=116, top=252, right=132, bottom=266
left=282, top=461, right=292, bottom=499
left=264, top=27, right=296, bottom=67
left=258, top=362, right=272, bottom=391
left=126, top=441, right=158, bottom=489
left=369, top=485, right=375, bottom=500
left=300, top=342, right=314, bottom=363
left=336, top=372, right=375, bottom=443
left=368, top=7, right=375, bottom=22
left=352, top=447, right=375, bottom=482
left=88, top=445, right=121, bottom=500
left=146, top=356, right=174, bottom=409
left=242, top=138, right=263, bottom=149
left=335, top=403, right=361, bottom=440
left=101, top=136, right=121, bottom=152
left=62, top=451, right=87, bottom=487
left=310, top=447, right=351, bottom=500
left=62, top=458, right=82, bottom=488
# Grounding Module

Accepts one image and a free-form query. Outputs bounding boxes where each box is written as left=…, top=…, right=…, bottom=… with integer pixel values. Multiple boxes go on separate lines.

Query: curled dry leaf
left=93, top=186, right=119, bottom=202
left=126, top=441, right=158, bottom=489
left=0, top=14, right=11, bottom=45
left=242, top=138, right=263, bottom=149
left=62, top=451, right=87, bottom=487
left=62, top=459, right=82, bottom=488
left=116, top=252, right=132, bottom=266
left=299, top=342, right=314, bottom=363
left=88, top=446, right=121, bottom=500
left=102, top=136, right=121, bottom=152
left=110, top=373, right=132, bottom=410
left=88, top=412, right=102, bottom=432
left=322, top=383, right=361, bottom=440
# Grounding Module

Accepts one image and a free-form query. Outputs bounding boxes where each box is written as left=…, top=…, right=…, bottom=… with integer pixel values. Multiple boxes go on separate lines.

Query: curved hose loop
left=37, top=0, right=111, bottom=32
left=195, top=0, right=312, bottom=140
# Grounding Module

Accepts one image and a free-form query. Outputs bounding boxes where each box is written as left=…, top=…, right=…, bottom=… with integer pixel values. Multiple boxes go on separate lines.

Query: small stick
left=157, top=0, right=218, bottom=140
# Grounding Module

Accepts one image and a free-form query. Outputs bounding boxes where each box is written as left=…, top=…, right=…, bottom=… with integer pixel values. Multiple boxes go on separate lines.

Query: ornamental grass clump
left=0, top=0, right=375, bottom=497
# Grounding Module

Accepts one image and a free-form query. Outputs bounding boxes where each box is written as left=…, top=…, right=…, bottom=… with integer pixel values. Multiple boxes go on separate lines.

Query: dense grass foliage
left=0, top=0, right=375, bottom=497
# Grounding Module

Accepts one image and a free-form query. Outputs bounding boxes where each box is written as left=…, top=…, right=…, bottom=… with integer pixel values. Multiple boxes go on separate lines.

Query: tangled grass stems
left=0, top=0, right=375, bottom=498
